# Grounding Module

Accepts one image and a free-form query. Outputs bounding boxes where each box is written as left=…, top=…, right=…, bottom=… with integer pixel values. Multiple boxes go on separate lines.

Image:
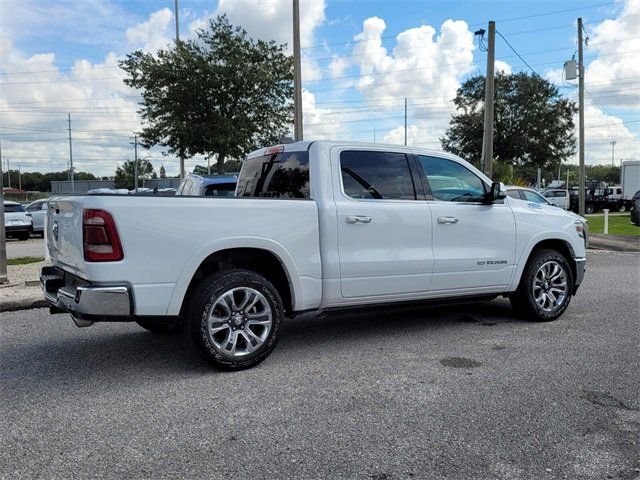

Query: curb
left=588, top=233, right=640, bottom=252
left=0, top=298, right=49, bottom=313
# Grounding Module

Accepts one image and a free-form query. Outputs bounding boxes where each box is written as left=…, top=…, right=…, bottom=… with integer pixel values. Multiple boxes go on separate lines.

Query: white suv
left=4, top=201, right=33, bottom=241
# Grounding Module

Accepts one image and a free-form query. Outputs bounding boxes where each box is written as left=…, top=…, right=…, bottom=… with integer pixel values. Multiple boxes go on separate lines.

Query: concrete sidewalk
left=588, top=233, right=640, bottom=252
left=0, top=261, right=49, bottom=312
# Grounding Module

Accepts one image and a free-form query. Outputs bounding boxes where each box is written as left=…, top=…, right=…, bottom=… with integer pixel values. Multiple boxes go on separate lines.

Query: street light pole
left=610, top=140, right=616, bottom=166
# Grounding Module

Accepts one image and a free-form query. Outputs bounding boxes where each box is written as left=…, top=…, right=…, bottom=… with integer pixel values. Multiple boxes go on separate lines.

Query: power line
left=496, top=31, right=537, bottom=75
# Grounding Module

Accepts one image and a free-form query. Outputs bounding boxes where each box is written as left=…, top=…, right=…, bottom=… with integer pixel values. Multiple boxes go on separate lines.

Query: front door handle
left=437, top=216, right=459, bottom=224
left=346, top=215, right=372, bottom=224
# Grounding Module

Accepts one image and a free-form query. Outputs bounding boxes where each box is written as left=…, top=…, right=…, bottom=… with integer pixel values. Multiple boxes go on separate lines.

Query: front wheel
left=585, top=204, right=595, bottom=214
left=17, top=233, right=30, bottom=241
left=187, top=269, right=283, bottom=371
left=618, top=204, right=626, bottom=213
left=510, top=249, right=574, bottom=322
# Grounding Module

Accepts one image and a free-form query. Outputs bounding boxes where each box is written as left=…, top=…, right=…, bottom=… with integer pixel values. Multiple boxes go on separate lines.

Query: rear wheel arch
left=179, top=248, right=293, bottom=318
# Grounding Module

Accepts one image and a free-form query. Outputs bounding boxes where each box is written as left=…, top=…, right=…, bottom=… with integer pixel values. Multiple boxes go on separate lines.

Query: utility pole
left=373, top=127, right=376, bottom=143
left=578, top=18, right=585, bottom=216
left=68, top=113, right=74, bottom=193
left=174, top=0, right=180, bottom=42
left=610, top=140, right=616, bottom=166
left=404, top=98, right=408, bottom=146
left=6, top=159, right=10, bottom=188
left=0, top=139, right=7, bottom=284
left=131, top=135, right=139, bottom=193
left=174, top=0, right=185, bottom=180
left=480, top=20, right=496, bottom=179
left=292, top=0, right=303, bottom=142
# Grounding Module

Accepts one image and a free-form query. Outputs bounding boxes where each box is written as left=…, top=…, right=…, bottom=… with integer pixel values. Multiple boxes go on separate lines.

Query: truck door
left=416, top=155, right=517, bottom=292
left=332, top=147, right=434, bottom=298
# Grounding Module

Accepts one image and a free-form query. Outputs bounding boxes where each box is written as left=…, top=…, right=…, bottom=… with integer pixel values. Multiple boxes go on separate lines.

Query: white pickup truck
left=41, top=141, right=587, bottom=370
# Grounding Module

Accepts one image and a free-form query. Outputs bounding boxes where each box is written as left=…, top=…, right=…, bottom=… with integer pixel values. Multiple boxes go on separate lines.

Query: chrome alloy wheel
left=206, top=287, right=273, bottom=357
left=532, top=260, right=568, bottom=313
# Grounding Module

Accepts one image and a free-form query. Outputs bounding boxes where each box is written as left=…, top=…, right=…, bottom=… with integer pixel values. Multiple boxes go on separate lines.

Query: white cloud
left=584, top=0, right=640, bottom=109
left=302, top=89, right=343, bottom=139
left=583, top=102, right=638, bottom=165
left=494, top=60, right=512, bottom=75
left=214, top=0, right=325, bottom=50
left=329, top=56, right=349, bottom=78
left=125, top=8, right=174, bottom=53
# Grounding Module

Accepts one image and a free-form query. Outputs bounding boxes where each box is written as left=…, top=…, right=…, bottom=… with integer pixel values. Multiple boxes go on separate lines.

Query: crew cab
left=41, top=141, right=587, bottom=370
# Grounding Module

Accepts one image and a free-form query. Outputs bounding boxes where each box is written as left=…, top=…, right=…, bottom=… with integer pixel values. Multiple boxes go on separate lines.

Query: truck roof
left=247, top=140, right=466, bottom=160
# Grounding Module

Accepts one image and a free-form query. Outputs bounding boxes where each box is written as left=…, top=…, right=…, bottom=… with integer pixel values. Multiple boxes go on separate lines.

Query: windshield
left=4, top=204, right=26, bottom=213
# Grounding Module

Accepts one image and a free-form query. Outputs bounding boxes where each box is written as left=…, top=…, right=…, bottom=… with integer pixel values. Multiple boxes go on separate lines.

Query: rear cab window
left=236, top=150, right=310, bottom=198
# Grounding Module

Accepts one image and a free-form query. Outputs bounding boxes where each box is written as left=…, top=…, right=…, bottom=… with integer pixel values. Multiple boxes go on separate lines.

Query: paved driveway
left=1, top=251, right=638, bottom=479
left=4, top=237, right=45, bottom=260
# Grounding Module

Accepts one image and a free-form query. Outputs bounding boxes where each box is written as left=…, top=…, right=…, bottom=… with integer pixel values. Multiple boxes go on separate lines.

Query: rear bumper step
left=40, top=266, right=133, bottom=326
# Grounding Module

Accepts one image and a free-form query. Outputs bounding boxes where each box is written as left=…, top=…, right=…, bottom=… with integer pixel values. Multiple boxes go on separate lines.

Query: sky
left=0, top=0, right=638, bottom=178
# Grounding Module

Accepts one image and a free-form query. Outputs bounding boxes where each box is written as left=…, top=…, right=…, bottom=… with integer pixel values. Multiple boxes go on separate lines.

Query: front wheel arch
left=519, top=239, right=576, bottom=288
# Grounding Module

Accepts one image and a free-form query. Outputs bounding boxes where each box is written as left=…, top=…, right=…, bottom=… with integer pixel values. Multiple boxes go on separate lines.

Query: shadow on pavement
left=1, top=299, right=523, bottom=395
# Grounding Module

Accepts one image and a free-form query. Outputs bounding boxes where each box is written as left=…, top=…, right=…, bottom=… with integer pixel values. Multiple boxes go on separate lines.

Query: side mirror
left=488, top=182, right=507, bottom=202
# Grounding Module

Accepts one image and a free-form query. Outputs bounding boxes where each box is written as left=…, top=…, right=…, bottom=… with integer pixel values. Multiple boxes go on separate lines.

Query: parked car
left=25, top=199, right=49, bottom=237
left=631, top=190, right=640, bottom=227
left=4, top=201, right=32, bottom=241
left=176, top=174, right=238, bottom=196
left=41, top=141, right=587, bottom=371
left=508, top=186, right=553, bottom=205
left=543, top=189, right=570, bottom=210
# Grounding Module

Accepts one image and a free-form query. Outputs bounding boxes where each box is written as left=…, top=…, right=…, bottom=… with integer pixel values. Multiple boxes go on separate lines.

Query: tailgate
left=47, top=197, right=87, bottom=277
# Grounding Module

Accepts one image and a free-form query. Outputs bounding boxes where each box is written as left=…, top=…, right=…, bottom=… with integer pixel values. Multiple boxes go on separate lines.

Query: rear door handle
left=437, top=216, right=459, bottom=224
left=346, top=215, right=372, bottom=224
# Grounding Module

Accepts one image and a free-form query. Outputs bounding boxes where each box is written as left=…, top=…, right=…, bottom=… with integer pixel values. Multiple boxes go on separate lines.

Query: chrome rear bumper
left=40, top=266, right=132, bottom=326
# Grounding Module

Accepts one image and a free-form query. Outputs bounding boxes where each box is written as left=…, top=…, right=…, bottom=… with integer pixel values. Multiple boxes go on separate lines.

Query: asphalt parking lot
left=4, top=236, right=46, bottom=260
left=1, top=251, right=639, bottom=479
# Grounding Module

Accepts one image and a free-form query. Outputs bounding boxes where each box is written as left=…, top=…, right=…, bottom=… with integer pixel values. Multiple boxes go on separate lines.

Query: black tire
left=585, top=204, right=595, bottom=214
left=136, top=318, right=182, bottom=335
left=187, top=269, right=283, bottom=371
left=510, top=248, right=574, bottom=322
left=17, top=233, right=30, bottom=241
left=618, top=204, right=626, bottom=213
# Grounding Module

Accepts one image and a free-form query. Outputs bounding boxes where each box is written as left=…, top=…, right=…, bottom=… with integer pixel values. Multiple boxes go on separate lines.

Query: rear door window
left=237, top=151, right=310, bottom=198
left=339, top=150, right=416, bottom=200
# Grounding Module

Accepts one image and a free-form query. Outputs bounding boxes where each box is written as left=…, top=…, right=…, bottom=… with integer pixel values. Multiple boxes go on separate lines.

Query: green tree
left=159, top=165, right=166, bottom=179
left=120, top=15, right=293, bottom=175
left=441, top=72, right=577, bottom=173
left=192, top=165, right=209, bottom=175
left=114, top=160, right=155, bottom=189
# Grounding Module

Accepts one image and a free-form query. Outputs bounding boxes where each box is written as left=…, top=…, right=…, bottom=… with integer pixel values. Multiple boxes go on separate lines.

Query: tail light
left=83, top=209, right=124, bottom=262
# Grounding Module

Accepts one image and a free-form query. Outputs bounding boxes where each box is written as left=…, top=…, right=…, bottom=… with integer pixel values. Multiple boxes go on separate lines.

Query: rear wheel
left=17, top=232, right=30, bottom=241
left=585, top=204, right=595, bottom=214
left=187, top=269, right=283, bottom=371
left=510, top=249, right=574, bottom=322
left=618, top=203, right=626, bottom=213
